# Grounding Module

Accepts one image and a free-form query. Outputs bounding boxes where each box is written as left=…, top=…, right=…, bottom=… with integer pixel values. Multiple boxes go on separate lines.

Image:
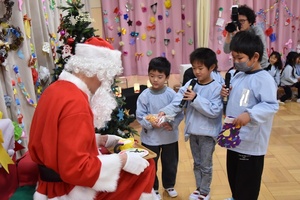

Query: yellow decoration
left=124, top=109, right=130, bottom=116
left=141, top=33, right=147, bottom=40
left=0, top=130, right=14, bottom=173
left=150, top=16, right=156, bottom=24
left=0, top=111, right=2, bottom=119
left=223, top=129, right=230, bottom=137
left=164, top=0, right=172, bottom=9
left=23, top=14, right=31, bottom=39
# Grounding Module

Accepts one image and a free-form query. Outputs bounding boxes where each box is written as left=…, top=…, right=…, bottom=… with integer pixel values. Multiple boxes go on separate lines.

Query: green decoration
left=12, top=121, right=22, bottom=140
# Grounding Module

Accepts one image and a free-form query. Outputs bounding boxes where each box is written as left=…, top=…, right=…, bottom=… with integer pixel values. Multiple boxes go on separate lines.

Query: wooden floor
left=125, top=74, right=300, bottom=200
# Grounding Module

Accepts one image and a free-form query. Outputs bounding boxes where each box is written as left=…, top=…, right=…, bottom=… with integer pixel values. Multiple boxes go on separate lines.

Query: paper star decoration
left=127, top=19, right=133, bottom=26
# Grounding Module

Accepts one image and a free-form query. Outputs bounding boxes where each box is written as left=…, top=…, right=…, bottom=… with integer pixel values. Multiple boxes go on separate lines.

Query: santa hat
left=64, top=37, right=123, bottom=81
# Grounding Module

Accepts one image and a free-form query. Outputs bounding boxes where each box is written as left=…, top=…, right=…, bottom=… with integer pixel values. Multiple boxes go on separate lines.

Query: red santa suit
left=28, top=71, right=155, bottom=200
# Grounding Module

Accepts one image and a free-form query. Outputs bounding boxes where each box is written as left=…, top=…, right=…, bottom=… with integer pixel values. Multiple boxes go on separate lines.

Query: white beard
left=90, top=85, right=117, bottom=129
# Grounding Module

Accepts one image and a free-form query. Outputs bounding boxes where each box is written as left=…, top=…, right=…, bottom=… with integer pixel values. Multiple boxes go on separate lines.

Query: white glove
left=105, top=135, right=123, bottom=148
left=123, top=152, right=149, bottom=175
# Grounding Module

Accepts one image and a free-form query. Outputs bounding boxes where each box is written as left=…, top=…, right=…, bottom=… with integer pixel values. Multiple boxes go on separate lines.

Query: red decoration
left=216, top=49, right=221, bottom=55
left=265, top=27, right=273, bottom=36
left=222, top=30, right=227, bottom=37
left=67, top=38, right=74, bottom=45
left=31, top=68, right=38, bottom=84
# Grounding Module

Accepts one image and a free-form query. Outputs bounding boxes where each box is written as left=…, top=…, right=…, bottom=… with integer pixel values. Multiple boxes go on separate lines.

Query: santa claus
left=28, top=37, right=156, bottom=200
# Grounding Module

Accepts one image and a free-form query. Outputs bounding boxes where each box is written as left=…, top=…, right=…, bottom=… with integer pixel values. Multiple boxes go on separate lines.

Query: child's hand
left=221, top=84, right=230, bottom=98
left=157, top=111, right=165, bottom=117
left=161, top=122, right=173, bottom=131
left=233, top=112, right=250, bottom=127
left=183, top=88, right=196, bottom=101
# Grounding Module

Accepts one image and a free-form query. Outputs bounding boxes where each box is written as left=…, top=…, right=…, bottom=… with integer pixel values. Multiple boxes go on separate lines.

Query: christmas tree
left=52, top=0, right=97, bottom=81
left=53, top=0, right=137, bottom=138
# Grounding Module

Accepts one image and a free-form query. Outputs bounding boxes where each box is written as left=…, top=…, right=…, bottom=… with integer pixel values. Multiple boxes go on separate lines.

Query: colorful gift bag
left=217, top=116, right=241, bottom=148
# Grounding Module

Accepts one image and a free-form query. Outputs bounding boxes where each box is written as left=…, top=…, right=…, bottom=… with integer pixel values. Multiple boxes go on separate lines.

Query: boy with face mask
left=221, top=31, right=279, bottom=200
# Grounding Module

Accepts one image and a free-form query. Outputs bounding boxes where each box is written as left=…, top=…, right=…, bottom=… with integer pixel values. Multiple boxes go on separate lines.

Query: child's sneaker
left=199, top=193, right=210, bottom=200
left=189, top=190, right=200, bottom=200
left=154, top=190, right=161, bottom=200
left=277, top=100, right=285, bottom=105
left=297, top=98, right=300, bottom=103
left=165, top=188, right=178, bottom=197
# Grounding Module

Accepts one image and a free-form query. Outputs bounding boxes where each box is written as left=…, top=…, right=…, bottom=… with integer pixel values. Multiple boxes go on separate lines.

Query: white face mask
left=234, top=60, right=254, bottom=72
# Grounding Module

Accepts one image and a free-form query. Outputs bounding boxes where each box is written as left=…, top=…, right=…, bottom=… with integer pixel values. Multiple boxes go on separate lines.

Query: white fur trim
left=65, top=43, right=123, bottom=80
left=92, top=154, right=122, bottom=192
left=58, top=71, right=92, bottom=101
left=139, top=192, right=156, bottom=200
left=33, top=186, right=96, bottom=200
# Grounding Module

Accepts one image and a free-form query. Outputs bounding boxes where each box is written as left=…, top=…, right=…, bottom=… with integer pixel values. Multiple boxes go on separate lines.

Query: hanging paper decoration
left=136, top=20, right=142, bottom=26
left=175, top=38, right=180, bottom=43
left=13, top=65, right=37, bottom=107
left=285, top=39, right=292, bottom=49
left=150, top=16, right=156, bottom=24
left=115, top=16, right=120, bottom=23
left=42, top=42, right=50, bottom=53
left=291, top=25, right=295, bottom=33
left=17, top=50, right=24, bottom=59
left=164, top=39, right=170, bottom=46
left=269, top=33, right=276, bottom=42
left=23, top=14, right=31, bottom=38
left=106, top=37, right=114, bottom=44
left=216, top=49, right=221, bottom=55
left=188, top=38, right=193, bottom=45
left=166, top=27, right=171, bottom=34
left=129, top=38, right=136, bottom=45
left=140, top=3, right=147, bottom=12
left=103, top=10, right=108, bottom=15
left=181, top=5, right=185, bottom=10
left=284, top=18, right=290, bottom=26
left=146, top=50, right=152, bottom=56
left=176, top=29, right=185, bottom=35
left=186, top=21, right=191, bottom=27
left=141, top=33, right=147, bottom=40
left=123, top=14, right=129, bottom=20
left=165, top=11, right=169, bottom=17
left=146, top=24, right=156, bottom=31
left=49, top=0, right=55, bottom=10
left=127, top=19, right=133, bottom=26
left=107, top=25, right=113, bottom=31
left=130, top=32, right=139, bottom=37
left=113, top=7, right=120, bottom=14
left=182, top=14, right=185, bottom=20
left=164, top=0, right=172, bottom=9
left=135, top=52, right=143, bottom=61
left=265, top=27, right=273, bottom=36
left=150, top=36, right=156, bottom=44
left=18, top=0, right=23, bottom=11
left=171, top=49, right=175, bottom=56
left=158, top=15, right=163, bottom=21
left=218, top=7, right=223, bottom=18
left=119, top=41, right=124, bottom=46
left=161, top=52, right=166, bottom=57
left=125, top=2, right=133, bottom=12
left=150, top=3, right=157, bottom=15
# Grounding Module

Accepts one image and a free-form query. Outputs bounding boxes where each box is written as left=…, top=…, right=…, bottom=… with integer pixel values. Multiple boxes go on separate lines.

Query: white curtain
left=0, top=0, right=90, bottom=149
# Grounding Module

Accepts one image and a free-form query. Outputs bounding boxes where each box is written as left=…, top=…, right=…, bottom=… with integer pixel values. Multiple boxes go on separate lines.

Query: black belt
left=38, top=165, right=63, bottom=182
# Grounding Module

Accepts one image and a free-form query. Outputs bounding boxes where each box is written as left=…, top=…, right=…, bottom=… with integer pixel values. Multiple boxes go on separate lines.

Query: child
left=296, top=53, right=300, bottom=76
left=159, top=48, right=223, bottom=200
left=279, top=51, right=300, bottom=103
left=265, top=51, right=283, bottom=86
left=221, top=31, right=279, bottom=200
left=136, top=57, right=184, bottom=199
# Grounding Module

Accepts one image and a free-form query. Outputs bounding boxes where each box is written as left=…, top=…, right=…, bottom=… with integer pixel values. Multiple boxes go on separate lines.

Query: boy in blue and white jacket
left=159, top=48, right=223, bottom=200
left=221, top=31, right=279, bottom=200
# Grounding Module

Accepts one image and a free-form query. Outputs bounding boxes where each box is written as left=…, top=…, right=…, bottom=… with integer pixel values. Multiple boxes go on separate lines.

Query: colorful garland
left=0, top=0, right=14, bottom=24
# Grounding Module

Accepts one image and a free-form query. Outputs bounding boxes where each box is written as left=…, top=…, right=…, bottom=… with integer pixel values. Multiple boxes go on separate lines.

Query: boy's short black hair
left=238, top=4, right=256, bottom=25
left=189, top=48, right=218, bottom=71
left=148, top=57, right=171, bottom=77
left=230, top=31, right=263, bottom=62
